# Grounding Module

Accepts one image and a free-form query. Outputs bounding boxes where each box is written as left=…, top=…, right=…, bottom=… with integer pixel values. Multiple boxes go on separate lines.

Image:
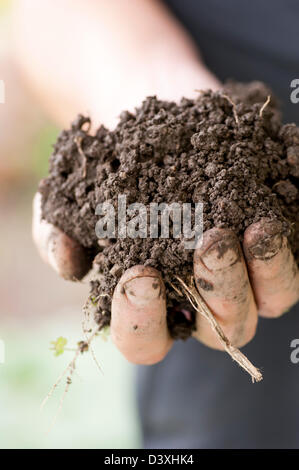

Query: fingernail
left=123, top=276, right=162, bottom=306
left=249, top=233, right=282, bottom=260
left=201, top=236, right=240, bottom=271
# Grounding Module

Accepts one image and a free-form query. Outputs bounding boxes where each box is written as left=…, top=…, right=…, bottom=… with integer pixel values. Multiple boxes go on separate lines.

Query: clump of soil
left=39, top=81, right=299, bottom=340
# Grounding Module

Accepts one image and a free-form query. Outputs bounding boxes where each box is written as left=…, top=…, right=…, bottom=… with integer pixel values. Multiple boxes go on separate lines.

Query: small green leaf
left=50, top=337, right=68, bottom=356
left=90, top=296, right=98, bottom=306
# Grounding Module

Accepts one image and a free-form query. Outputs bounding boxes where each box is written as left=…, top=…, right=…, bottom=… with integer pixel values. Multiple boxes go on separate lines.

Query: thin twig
left=175, top=276, right=263, bottom=383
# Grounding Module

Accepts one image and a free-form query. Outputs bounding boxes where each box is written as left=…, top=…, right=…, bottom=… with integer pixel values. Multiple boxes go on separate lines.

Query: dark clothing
left=136, top=0, right=299, bottom=449
left=165, top=0, right=299, bottom=123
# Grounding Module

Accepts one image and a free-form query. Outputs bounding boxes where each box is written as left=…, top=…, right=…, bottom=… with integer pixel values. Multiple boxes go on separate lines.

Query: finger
left=193, top=228, right=258, bottom=349
left=243, top=218, right=299, bottom=318
left=111, top=265, right=173, bottom=365
left=32, top=192, right=91, bottom=280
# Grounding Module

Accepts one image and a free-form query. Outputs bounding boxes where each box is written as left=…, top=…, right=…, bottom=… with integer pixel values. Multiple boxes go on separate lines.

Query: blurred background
left=0, top=0, right=140, bottom=448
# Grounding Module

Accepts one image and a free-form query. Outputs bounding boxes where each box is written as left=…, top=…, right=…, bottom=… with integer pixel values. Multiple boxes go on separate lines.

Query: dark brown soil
left=39, top=81, right=299, bottom=340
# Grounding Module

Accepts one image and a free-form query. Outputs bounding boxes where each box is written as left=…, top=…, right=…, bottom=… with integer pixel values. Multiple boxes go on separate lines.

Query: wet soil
left=40, top=82, right=299, bottom=339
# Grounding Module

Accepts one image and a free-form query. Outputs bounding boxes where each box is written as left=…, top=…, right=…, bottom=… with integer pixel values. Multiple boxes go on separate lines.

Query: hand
left=13, top=0, right=220, bottom=128
left=33, top=193, right=299, bottom=364
left=26, top=0, right=298, bottom=364
left=32, top=193, right=92, bottom=281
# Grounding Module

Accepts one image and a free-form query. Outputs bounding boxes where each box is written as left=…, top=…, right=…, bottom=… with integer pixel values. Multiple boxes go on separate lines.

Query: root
left=221, top=94, right=240, bottom=125
left=44, top=350, right=80, bottom=434
left=41, top=326, right=101, bottom=434
left=82, top=297, right=104, bottom=375
left=40, top=359, right=72, bottom=412
left=175, top=276, right=263, bottom=383
left=168, top=280, right=184, bottom=297
left=74, top=136, right=87, bottom=178
left=259, top=95, right=271, bottom=118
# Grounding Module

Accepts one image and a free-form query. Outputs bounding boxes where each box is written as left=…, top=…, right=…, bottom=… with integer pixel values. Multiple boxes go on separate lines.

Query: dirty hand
left=33, top=193, right=299, bottom=364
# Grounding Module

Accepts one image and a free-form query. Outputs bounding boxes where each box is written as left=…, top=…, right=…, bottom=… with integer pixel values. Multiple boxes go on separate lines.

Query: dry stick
left=175, top=276, right=263, bottom=383
left=221, top=94, right=240, bottom=125
left=259, top=95, right=271, bottom=118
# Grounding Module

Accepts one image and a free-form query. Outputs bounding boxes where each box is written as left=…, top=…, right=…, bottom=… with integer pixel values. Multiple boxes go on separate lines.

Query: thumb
left=32, top=192, right=91, bottom=280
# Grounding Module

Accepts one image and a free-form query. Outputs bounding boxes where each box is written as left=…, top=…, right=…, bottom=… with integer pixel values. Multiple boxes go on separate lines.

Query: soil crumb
left=40, top=81, right=299, bottom=339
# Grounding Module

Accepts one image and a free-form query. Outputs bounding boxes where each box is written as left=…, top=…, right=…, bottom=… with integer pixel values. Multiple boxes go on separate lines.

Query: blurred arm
left=12, top=0, right=219, bottom=128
